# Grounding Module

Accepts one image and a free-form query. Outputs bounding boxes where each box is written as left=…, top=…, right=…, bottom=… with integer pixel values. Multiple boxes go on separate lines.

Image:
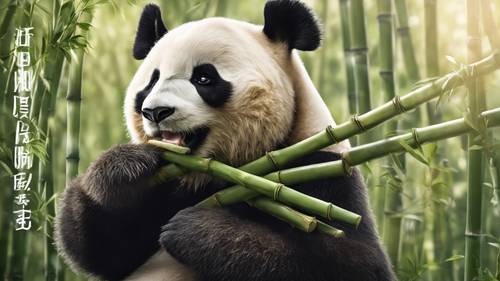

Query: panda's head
left=125, top=0, right=326, bottom=172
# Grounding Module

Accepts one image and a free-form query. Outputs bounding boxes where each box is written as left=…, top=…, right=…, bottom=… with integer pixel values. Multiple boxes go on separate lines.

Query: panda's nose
left=142, top=106, right=175, bottom=123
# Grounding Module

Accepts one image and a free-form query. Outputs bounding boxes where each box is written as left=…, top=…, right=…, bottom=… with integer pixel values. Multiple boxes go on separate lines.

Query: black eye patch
left=135, top=69, right=160, bottom=113
left=190, top=64, right=232, bottom=107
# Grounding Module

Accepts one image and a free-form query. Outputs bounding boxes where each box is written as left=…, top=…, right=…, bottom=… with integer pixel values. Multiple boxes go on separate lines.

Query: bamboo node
left=205, top=158, right=214, bottom=173
left=326, top=204, right=333, bottom=220
left=411, top=128, right=422, bottom=148
left=341, top=159, right=353, bottom=176
left=351, top=115, right=366, bottom=131
left=349, top=47, right=368, bottom=54
left=266, top=152, right=280, bottom=169
left=276, top=171, right=283, bottom=183
left=376, top=13, right=392, bottom=22
left=340, top=152, right=354, bottom=168
left=379, top=70, right=394, bottom=77
left=464, top=231, right=483, bottom=238
left=273, top=184, right=283, bottom=201
left=392, top=96, right=408, bottom=113
left=397, top=26, right=410, bottom=36
left=325, top=125, right=339, bottom=143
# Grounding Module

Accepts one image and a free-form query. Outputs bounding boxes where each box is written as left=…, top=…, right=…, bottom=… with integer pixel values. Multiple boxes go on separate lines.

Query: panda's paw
left=159, top=206, right=221, bottom=264
left=82, top=144, right=165, bottom=205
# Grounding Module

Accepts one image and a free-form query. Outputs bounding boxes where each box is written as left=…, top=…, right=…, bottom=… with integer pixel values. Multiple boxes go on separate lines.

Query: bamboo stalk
left=348, top=0, right=372, bottom=145
left=193, top=108, right=500, bottom=207
left=9, top=230, right=27, bottom=281
left=154, top=53, right=500, bottom=185
left=0, top=181, right=12, bottom=280
left=424, top=0, right=440, bottom=78
left=464, top=0, right=485, bottom=279
left=246, top=196, right=345, bottom=237
left=160, top=150, right=362, bottom=227
left=316, top=221, right=346, bottom=238
left=246, top=197, right=317, bottom=233
left=480, top=0, right=500, bottom=51
left=66, top=9, right=93, bottom=192
left=0, top=0, right=17, bottom=99
left=338, top=0, right=357, bottom=140
left=0, top=1, right=17, bottom=278
left=394, top=0, right=420, bottom=82
left=424, top=0, right=441, bottom=121
left=376, top=0, right=403, bottom=267
left=42, top=129, right=58, bottom=281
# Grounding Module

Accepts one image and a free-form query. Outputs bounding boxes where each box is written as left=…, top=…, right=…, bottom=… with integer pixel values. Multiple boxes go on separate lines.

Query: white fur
left=142, top=79, right=215, bottom=136
left=125, top=251, right=198, bottom=281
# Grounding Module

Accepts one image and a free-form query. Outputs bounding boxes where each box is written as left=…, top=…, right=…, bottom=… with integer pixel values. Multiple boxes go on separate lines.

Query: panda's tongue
left=161, top=131, right=185, bottom=146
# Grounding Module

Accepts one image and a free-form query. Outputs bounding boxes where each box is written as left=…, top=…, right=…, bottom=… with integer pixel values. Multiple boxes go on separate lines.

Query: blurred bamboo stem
left=194, top=108, right=500, bottom=208
left=464, top=0, right=486, bottom=279
left=394, top=0, right=420, bottom=82
left=160, top=150, right=362, bottom=227
left=480, top=0, right=500, bottom=51
left=0, top=1, right=17, bottom=278
left=348, top=0, right=372, bottom=145
left=338, top=0, right=357, bottom=143
left=0, top=0, right=17, bottom=99
left=376, top=0, right=403, bottom=267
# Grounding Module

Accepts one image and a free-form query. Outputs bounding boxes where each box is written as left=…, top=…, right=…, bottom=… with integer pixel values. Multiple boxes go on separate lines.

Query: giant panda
left=55, top=1, right=397, bottom=280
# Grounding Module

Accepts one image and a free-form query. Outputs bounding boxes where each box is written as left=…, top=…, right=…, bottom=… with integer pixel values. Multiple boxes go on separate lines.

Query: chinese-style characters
left=11, top=26, right=34, bottom=231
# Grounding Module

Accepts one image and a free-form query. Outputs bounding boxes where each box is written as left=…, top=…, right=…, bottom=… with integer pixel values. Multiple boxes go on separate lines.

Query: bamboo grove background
left=0, top=0, right=500, bottom=280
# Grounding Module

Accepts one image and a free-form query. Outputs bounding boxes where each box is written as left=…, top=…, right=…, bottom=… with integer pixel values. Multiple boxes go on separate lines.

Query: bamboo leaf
left=398, top=140, right=429, bottom=165
left=445, top=255, right=465, bottom=262
left=446, top=55, right=459, bottom=66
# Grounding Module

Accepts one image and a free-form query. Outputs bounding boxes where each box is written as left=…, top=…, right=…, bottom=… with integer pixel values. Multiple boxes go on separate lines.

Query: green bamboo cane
left=153, top=53, right=500, bottom=191
left=193, top=108, right=500, bottom=208
left=480, top=0, right=500, bottom=51
left=394, top=0, right=420, bottom=82
left=313, top=0, right=328, bottom=97
left=36, top=52, right=64, bottom=281
left=246, top=196, right=317, bottom=233
left=348, top=0, right=372, bottom=145
left=160, top=150, right=362, bottom=227
left=152, top=144, right=346, bottom=237
left=393, top=3, right=426, bottom=225
left=66, top=8, right=93, bottom=202
left=423, top=2, right=451, bottom=279
left=246, top=197, right=345, bottom=237
left=464, top=0, right=485, bottom=279
left=424, top=0, right=441, bottom=122
left=496, top=248, right=500, bottom=281
left=376, top=0, right=403, bottom=267
left=424, top=0, right=440, bottom=78
left=0, top=186, right=12, bottom=280
left=338, top=0, right=357, bottom=142
left=65, top=52, right=83, bottom=187
left=0, top=1, right=17, bottom=278
left=8, top=230, right=27, bottom=281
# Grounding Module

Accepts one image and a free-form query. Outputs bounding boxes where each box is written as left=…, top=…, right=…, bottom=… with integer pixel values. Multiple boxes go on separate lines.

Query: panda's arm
left=55, top=144, right=195, bottom=281
left=160, top=151, right=396, bottom=281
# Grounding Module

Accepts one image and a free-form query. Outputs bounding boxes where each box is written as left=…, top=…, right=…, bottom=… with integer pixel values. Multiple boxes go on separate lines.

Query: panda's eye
left=195, top=75, right=212, bottom=85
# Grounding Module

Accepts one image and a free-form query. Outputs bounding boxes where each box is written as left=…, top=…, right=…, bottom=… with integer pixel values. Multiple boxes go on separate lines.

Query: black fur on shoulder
left=160, top=151, right=397, bottom=281
left=133, top=4, right=168, bottom=60
left=263, top=0, right=321, bottom=51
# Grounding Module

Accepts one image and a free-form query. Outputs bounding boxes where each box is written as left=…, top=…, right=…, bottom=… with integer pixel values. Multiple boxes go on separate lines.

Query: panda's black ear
left=263, top=0, right=321, bottom=51
left=133, top=4, right=168, bottom=60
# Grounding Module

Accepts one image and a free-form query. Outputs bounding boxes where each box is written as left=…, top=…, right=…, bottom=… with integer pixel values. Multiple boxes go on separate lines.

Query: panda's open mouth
left=159, top=127, right=210, bottom=151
